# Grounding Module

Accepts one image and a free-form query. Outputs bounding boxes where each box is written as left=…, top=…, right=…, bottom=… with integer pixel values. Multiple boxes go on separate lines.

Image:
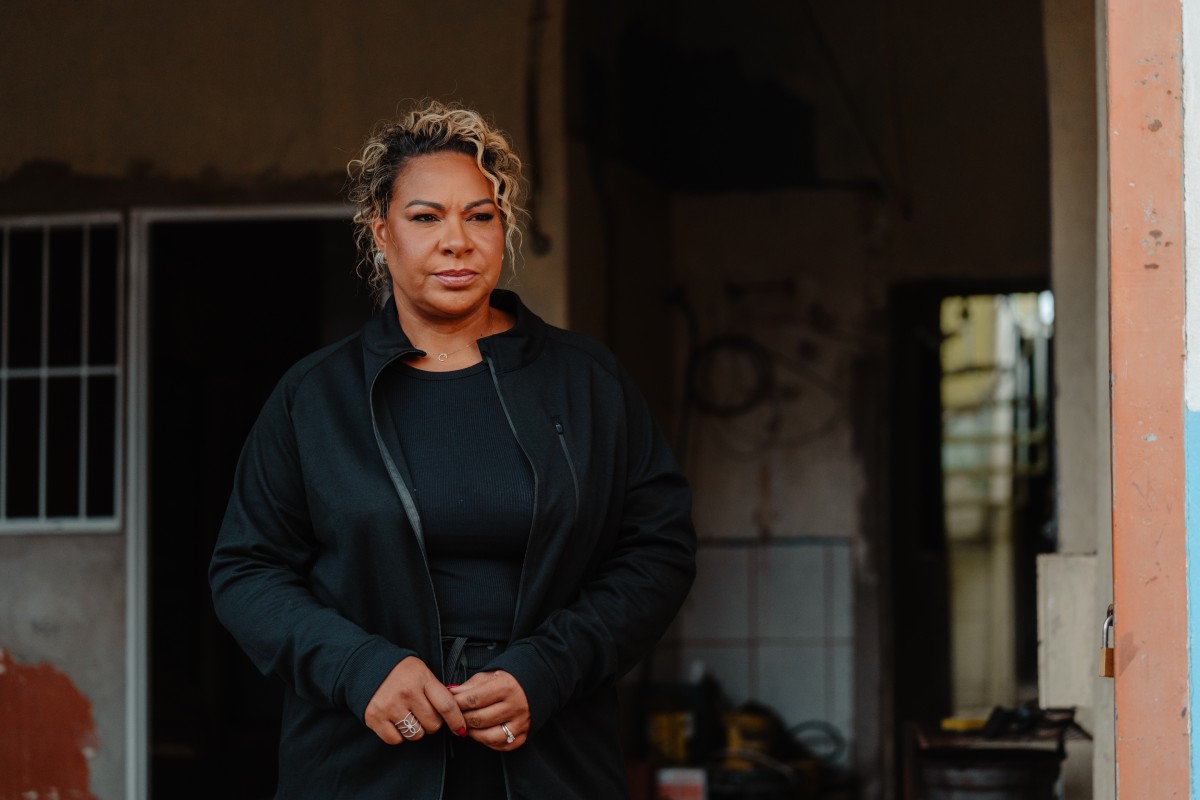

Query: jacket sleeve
left=208, top=377, right=414, bottom=721
left=487, top=367, right=697, bottom=733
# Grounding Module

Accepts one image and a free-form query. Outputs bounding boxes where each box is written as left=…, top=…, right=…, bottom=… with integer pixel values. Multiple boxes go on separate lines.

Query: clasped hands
left=365, top=656, right=529, bottom=750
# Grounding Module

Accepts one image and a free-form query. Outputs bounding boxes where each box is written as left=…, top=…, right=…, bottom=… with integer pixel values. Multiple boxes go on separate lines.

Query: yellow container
left=648, top=711, right=693, bottom=765
left=722, top=709, right=777, bottom=770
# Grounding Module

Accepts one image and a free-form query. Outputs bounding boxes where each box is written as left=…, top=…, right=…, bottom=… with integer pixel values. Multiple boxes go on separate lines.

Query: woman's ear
left=370, top=216, right=389, bottom=251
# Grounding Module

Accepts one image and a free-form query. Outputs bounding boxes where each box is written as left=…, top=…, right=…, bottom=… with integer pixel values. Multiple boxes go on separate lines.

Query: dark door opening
left=888, top=282, right=1056, bottom=792
left=147, top=215, right=372, bottom=799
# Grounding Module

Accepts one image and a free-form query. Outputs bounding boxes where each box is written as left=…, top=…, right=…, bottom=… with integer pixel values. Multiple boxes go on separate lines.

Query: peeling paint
left=1147, top=433, right=1159, bottom=442
left=0, top=650, right=98, bottom=800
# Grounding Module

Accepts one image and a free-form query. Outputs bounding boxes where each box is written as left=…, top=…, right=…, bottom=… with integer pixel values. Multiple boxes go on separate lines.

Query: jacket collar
left=361, top=289, right=546, bottom=384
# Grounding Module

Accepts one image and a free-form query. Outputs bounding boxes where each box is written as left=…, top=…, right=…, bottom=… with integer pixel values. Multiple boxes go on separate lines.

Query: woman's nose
left=440, top=218, right=473, bottom=255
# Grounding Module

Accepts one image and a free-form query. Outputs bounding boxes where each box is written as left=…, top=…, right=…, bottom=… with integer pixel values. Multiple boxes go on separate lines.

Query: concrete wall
left=884, top=0, right=1050, bottom=283
left=0, top=538, right=125, bottom=798
left=663, top=190, right=878, bottom=767
left=1038, top=1, right=1112, bottom=797
left=0, top=0, right=568, bottom=325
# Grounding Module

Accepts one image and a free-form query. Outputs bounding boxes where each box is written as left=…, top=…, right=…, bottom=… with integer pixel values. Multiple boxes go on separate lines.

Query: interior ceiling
left=577, top=0, right=895, bottom=195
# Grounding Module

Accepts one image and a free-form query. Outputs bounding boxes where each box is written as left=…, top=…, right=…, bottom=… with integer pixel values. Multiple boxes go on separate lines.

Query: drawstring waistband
left=441, top=636, right=501, bottom=686
left=441, top=636, right=503, bottom=762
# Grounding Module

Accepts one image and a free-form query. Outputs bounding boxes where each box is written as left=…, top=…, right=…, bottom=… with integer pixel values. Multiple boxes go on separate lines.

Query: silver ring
left=395, top=712, right=422, bottom=739
left=501, top=723, right=515, bottom=744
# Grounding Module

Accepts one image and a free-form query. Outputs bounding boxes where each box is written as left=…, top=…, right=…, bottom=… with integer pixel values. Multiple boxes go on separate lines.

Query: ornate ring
left=395, top=712, right=422, bottom=739
left=501, top=723, right=515, bottom=744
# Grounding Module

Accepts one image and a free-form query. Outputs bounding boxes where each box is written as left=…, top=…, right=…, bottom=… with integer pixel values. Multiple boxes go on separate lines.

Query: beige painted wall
left=5, top=2, right=518, bottom=179
left=0, top=1, right=568, bottom=324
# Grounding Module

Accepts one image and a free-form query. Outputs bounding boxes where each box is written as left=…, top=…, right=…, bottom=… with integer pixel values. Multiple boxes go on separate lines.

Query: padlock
left=1100, top=604, right=1115, bottom=678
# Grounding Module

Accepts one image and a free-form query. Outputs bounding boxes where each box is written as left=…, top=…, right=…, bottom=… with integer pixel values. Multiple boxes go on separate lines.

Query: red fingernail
left=455, top=727, right=467, bottom=737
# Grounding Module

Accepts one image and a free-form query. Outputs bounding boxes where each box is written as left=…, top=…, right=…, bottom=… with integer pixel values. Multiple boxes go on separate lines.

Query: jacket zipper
left=368, top=356, right=450, bottom=800
left=368, top=357, right=427, bottom=549
left=484, top=354, right=532, bottom=800
left=552, top=416, right=580, bottom=526
left=484, top=355, right=538, bottom=631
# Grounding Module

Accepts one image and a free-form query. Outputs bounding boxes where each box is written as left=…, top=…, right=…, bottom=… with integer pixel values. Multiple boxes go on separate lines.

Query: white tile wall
left=828, top=643, right=855, bottom=766
left=679, top=546, right=751, bottom=640
left=677, top=644, right=752, bottom=702
left=755, top=643, right=828, bottom=725
left=672, top=539, right=855, bottom=765
left=828, top=547, right=853, bottom=640
left=755, top=545, right=824, bottom=639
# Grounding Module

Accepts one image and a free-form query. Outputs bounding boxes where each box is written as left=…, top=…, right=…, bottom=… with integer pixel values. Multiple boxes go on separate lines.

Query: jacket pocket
left=552, top=416, right=580, bottom=526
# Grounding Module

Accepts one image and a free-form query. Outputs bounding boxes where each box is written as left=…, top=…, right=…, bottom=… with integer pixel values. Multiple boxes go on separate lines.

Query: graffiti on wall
left=0, top=648, right=98, bottom=800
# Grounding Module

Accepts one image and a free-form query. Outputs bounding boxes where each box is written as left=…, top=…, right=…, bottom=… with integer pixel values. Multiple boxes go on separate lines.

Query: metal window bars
left=0, top=213, right=124, bottom=533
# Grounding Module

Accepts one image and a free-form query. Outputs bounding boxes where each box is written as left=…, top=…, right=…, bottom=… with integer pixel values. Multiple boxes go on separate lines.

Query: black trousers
left=441, top=638, right=507, bottom=800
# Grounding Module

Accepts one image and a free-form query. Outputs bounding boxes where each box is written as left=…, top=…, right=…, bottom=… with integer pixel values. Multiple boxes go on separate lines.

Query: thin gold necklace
left=422, top=313, right=493, bottom=362
left=430, top=340, right=479, bottom=362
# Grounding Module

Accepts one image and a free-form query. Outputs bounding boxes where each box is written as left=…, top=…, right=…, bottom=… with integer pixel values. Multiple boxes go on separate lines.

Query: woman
left=209, top=100, right=696, bottom=798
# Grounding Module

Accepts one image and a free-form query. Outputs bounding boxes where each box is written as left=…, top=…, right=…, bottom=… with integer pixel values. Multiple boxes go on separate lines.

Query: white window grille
left=0, top=213, right=124, bottom=533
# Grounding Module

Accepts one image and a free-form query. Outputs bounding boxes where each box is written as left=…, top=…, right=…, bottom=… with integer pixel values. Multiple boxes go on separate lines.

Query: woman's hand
left=364, top=656, right=469, bottom=745
left=449, top=670, right=531, bottom=750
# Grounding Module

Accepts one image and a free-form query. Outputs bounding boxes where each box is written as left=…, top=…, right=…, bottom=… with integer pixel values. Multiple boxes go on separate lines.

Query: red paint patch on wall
left=0, top=649, right=99, bottom=800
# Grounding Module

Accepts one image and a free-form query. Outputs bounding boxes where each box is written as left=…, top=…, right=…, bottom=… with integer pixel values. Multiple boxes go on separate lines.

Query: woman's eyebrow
left=403, top=198, right=495, bottom=210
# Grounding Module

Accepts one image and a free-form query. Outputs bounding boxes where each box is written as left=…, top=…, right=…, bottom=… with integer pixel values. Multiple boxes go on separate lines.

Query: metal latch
left=1100, top=604, right=1115, bottom=678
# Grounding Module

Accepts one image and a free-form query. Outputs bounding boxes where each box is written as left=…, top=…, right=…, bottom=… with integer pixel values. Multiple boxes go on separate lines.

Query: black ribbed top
left=387, top=360, right=532, bottom=641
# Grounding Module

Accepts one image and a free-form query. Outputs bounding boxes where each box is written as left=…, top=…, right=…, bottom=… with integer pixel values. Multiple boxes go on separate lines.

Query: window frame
left=0, top=212, right=125, bottom=535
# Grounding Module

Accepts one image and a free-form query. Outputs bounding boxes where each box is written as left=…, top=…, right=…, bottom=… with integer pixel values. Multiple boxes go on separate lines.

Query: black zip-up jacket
left=210, top=290, right=697, bottom=798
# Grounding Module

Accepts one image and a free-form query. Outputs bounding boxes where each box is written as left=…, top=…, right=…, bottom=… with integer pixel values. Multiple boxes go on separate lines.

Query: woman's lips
left=434, top=270, right=477, bottom=288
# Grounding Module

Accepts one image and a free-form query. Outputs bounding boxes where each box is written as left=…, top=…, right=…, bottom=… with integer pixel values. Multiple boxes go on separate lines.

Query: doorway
left=140, top=210, right=372, bottom=798
left=888, top=283, right=1056, bottom=786
left=937, top=292, right=1055, bottom=714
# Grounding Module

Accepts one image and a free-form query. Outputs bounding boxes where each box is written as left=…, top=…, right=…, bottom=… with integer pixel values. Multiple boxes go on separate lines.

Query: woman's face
left=371, top=151, right=505, bottom=324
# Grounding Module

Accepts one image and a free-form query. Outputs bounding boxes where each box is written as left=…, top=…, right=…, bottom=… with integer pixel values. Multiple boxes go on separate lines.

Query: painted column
left=1107, top=0, right=1189, bottom=796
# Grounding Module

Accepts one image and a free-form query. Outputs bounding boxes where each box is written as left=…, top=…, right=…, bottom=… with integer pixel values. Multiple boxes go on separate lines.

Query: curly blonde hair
left=345, top=100, right=526, bottom=301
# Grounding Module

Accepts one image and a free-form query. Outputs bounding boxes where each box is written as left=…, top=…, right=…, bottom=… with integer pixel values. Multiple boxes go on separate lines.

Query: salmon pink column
left=1106, top=0, right=1189, bottom=796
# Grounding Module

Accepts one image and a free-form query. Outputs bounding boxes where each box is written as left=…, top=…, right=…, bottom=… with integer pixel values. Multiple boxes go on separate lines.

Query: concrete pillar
left=1107, top=0, right=1189, bottom=795
left=1038, top=0, right=1112, bottom=797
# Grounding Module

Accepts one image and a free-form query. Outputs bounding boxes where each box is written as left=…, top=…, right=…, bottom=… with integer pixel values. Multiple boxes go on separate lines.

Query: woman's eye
left=470, top=213, right=495, bottom=223
left=410, top=213, right=438, bottom=223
